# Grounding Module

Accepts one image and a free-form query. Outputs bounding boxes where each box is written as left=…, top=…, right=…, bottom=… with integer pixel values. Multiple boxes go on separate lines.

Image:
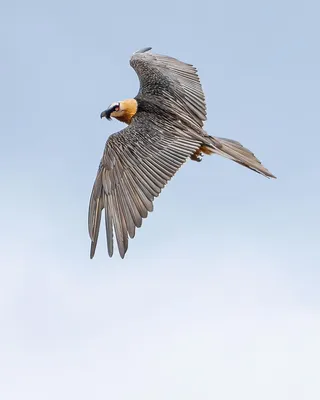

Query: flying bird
left=89, top=47, right=275, bottom=259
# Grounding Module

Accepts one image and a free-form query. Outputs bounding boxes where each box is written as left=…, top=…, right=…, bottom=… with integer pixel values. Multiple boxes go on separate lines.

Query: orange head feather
left=100, top=99, right=138, bottom=125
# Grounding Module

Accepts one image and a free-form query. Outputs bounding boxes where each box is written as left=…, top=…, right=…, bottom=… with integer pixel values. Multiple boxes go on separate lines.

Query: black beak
left=100, top=106, right=115, bottom=120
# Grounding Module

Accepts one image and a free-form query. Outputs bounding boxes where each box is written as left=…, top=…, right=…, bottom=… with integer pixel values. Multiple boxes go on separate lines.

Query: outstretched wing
left=88, top=113, right=202, bottom=259
left=130, top=49, right=207, bottom=128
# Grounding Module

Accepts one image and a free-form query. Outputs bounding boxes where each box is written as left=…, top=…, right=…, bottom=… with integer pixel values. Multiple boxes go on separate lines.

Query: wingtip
left=90, top=243, right=96, bottom=259
left=108, top=246, right=114, bottom=258
left=133, top=47, right=152, bottom=55
left=118, top=246, right=127, bottom=259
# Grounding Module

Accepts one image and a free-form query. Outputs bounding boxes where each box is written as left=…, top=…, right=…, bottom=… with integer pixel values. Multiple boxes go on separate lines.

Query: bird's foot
left=191, top=151, right=203, bottom=162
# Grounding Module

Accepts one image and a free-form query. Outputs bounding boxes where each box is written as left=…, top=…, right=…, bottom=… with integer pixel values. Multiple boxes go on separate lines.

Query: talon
left=191, top=152, right=203, bottom=162
left=190, top=150, right=203, bottom=162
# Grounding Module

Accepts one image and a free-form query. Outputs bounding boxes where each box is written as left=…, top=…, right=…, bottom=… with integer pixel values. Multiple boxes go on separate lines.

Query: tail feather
left=209, top=137, right=276, bottom=179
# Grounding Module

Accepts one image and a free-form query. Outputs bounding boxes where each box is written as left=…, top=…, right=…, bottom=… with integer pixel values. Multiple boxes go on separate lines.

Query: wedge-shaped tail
left=208, top=137, right=276, bottom=178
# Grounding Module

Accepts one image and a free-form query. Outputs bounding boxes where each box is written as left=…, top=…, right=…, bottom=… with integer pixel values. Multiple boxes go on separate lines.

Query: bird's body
left=89, top=48, right=275, bottom=259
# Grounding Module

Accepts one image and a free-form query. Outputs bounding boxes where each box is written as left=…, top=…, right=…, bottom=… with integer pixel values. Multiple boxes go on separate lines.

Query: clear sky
left=1, top=0, right=320, bottom=398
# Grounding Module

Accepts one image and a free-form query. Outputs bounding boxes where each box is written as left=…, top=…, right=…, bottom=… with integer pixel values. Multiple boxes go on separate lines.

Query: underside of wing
left=130, top=50, right=207, bottom=128
left=88, top=113, right=202, bottom=259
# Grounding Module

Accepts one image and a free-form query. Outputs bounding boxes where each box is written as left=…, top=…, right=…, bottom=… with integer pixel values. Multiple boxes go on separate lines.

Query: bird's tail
left=205, top=136, right=276, bottom=179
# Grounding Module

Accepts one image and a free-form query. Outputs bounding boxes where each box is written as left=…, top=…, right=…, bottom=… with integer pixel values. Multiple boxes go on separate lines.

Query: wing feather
left=88, top=114, right=201, bottom=258
left=103, top=193, right=113, bottom=258
left=130, top=51, right=207, bottom=128
left=116, top=182, right=136, bottom=239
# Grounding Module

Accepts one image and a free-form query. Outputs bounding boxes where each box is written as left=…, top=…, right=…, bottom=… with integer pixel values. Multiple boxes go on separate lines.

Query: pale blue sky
left=1, top=0, right=320, bottom=398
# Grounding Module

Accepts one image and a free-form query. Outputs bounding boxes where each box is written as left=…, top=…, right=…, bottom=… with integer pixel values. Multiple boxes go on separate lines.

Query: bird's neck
left=116, top=98, right=138, bottom=124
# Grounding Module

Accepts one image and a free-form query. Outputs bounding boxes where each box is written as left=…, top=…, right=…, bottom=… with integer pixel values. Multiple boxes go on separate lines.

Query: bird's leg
left=191, top=148, right=203, bottom=162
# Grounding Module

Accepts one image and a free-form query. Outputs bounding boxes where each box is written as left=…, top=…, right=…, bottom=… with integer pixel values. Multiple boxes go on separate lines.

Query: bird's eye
left=114, top=104, right=120, bottom=111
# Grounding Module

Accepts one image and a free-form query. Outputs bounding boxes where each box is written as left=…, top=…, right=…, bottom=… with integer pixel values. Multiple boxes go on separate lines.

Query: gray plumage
left=89, top=48, right=275, bottom=259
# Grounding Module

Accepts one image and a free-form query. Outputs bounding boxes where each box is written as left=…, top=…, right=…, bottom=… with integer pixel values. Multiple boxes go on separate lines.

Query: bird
left=88, top=47, right=276, bottom=259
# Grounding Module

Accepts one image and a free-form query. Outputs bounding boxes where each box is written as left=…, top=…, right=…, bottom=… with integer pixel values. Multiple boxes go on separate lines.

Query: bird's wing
left=130, top=49, right=207, bottom=128
left=88, top=113, right=201, bottom=259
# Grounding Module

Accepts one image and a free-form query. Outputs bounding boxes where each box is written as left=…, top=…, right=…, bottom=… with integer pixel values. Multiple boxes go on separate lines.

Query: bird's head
left=100, top=99, right=138, bottom=124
